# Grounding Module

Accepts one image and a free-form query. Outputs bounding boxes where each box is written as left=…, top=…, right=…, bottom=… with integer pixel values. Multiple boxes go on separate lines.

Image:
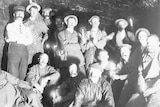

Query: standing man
left=52, top=16, right=66, bottom=68
left=5, top=5, right=33, bottom=80
left=54, top=16, right=66, bottom=47
left=25, top=2, right=48, bottom=64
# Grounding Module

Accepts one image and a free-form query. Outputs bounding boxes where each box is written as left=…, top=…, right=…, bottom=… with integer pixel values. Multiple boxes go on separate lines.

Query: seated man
left=52, top=63, right=84, bottom=107
left=71, top=63, right=115, bottom=107
left=26, top=53, right=60, bottom=97
left=0, top=69, right=34, bottom=107
left=93, top=49, right=115, bottom=82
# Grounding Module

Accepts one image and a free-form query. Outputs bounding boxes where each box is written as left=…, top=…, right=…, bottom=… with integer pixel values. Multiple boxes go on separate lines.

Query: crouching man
left=26, top=53, right=60, bottom=104
left=71, top=63, right=115, bottom=107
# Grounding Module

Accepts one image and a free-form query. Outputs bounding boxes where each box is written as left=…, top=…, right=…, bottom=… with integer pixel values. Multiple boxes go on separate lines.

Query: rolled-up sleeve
left=74, top=81, right=86, bottom=107
left=103, top=81, right=115, bottom=107
left=26, top=67, right=38, bottom=85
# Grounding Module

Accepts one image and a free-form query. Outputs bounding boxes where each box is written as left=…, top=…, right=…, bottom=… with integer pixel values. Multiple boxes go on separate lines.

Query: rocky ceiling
left=0, top=0, right=159, bottom=27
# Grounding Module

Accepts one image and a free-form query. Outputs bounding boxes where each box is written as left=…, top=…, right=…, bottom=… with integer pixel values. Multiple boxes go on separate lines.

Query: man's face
left=55, top=18, right=63, bottom=28
left=14, top=11, right=24, bottom=21
left=29, top=7, right=39, bottom=18
left=91, top=18, right=100, bottom=27
left=147, top=36, right=160, bottom=53
left=120, top=47, right=131, bottom=62
left=67, top=18, right=77, bottom=28
left=98, top=51, right=109, bottom=63
left=39, top=54, right=49, bottom=66
left=69, top=64, right=78, bottom=77
left=138, top=31, right=148, bottom=47
left=117, top=21, right=126, bottom=29
left=89, top=68, right=102, bottom=83
left=42, top=11, right=49, bottom=18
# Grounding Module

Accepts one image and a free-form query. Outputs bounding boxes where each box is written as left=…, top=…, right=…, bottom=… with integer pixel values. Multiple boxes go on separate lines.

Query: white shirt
left=5, top=20, right=33, bottom=46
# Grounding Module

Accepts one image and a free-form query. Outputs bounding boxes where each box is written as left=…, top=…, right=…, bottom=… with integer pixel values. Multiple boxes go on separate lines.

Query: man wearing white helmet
left=24, top=2, right=49, bottom=64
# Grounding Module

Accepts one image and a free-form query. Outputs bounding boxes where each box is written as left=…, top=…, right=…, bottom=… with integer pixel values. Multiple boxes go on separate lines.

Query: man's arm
left=47, top=66, right=60, bottom=85
left=41, top=18, right=49, bottom=45
left=26, top=66, right=39, bottom=85
left=103, top=81, right=115, bottom=107
left=58, top=31, right=66, bottom=49
left=24, top=27, right=33, bottom=45
left=73, top=80, right=86, bottom=107
left=42, top=33, right=48, bottom=45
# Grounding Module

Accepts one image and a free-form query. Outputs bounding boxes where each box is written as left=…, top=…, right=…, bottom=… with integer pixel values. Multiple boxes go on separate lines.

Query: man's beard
left=57, top=23, right=63, bottom=28
left=16, top=16, right=23, bottom=19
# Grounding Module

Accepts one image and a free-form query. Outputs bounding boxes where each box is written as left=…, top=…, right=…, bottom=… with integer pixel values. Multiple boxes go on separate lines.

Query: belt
left=9, top=41, right=25, bottom=46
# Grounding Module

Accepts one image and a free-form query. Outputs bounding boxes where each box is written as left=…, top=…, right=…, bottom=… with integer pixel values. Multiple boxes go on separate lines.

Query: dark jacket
left=57, top=74, right=83, bottom=103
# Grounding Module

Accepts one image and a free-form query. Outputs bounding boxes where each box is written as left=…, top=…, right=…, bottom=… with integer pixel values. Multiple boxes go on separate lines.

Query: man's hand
left=112, top=74, right=120, bottom=80
left=42, top=34, right=48, bottom=45
left=107, top=32, right=115, bottom=40
left=53, top=96, right=62, bottom=104
left=33, top=83, right=44, bottom=93
left=119, top=74, right=128, bottom=80
left=143, top=87, right=157, bottom=98
left=69, top=102, right=74, bottom=107
left=124, top=44, right=132, bottom=49
left=138, top=65, right=143, bottom=75
left=19, top=81, right=31, bottom=89
left=39, top=76, right=50, bottom=88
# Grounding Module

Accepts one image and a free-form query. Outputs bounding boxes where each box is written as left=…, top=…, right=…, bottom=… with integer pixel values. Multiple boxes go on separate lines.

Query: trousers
left=7, top=42, right=28, bottom=80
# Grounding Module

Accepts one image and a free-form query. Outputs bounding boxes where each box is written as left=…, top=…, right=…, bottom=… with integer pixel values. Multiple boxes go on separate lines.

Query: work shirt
left=24, top=16, right=49, bottom=64
left=24, top=18, right=48, bottom=45
left=85, top=29, right=107, bottom=50
left=58, top=29, right=85, bottom=66
left=26, top=64, right=59, bottom=86
left=5, top=20, right=33, bottom=45
left=138, top=50, right=160, bottom=90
